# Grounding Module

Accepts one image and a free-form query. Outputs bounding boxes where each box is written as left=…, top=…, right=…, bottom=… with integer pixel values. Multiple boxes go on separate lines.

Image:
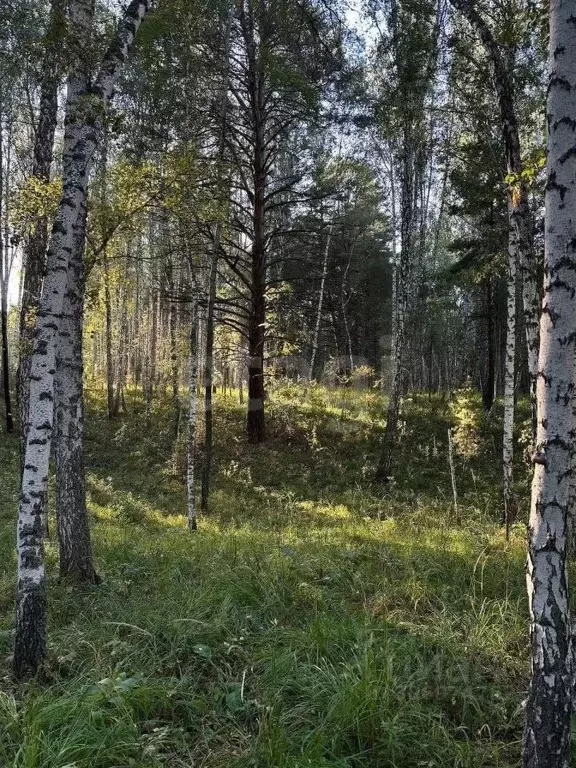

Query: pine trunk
left=201, top=16, right=231, bottom=507
left=248, top=265, right=266, bottom=443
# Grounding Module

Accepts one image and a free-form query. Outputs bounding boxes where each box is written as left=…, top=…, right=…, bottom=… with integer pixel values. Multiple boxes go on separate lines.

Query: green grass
left=0, top=382, right=532, bottom=767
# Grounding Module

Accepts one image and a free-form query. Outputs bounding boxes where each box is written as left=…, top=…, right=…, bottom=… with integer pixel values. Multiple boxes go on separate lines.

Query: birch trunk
left=522, top=2, right=576, bottom=762
left=169, top=287, right=180, bottom=440
left=112, top=279, right=129, bottom=416
left=502, top=199, right=517, bottom=537
left=1, top=254, right=13, bottom=434
left=309, top=221, right=331, bottom=382
left=482, top=279, right=495, bottom=412
left=14, top=0, right=150, bottom=679
left=202, top=227, right=219, bottom=511
left=0, top=97, right=14, bottom=435
left=341, top=251, right=354, bottom=376
left=145, top=247, right=158, bottom=420
left=376, top=136, right=419, bottom=481
left=132, top=242, right=142, bottom=385
left=187, top=303, right=199, bottom=532
left=100, top=137, right=115, bottom=419
left=54, top=0, right=95, bottom=583
left=570, top=353, right=576, bottom=555
left=18, top=0, right=64, bottom=456
left=449, top=0, right=539, bottom=435
left=102, top=260, right=115, bottom=419
left=54, top=208, right=96, bottom=583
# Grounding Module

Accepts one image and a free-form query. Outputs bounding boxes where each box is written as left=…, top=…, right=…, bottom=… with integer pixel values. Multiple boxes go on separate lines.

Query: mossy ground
left=0, top=383, right=536, bottom=766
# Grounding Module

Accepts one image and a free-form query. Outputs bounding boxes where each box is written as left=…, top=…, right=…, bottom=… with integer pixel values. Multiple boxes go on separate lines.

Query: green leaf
left=192, top=644, right=212, bottom=659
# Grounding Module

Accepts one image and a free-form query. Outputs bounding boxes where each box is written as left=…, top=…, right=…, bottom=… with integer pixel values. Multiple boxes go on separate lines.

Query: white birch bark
left=449, top=0, right=540, bottom=435
left=569, top=352, right=576, bottom=555
left=502, top=198, right=517, bottom=537
left=18, top=0, right=65, bottom=459
left=54, top=211, right=96, bottom=583
left=522, top=2, right=576, bottom=762
left=376, top=138, right=419, bottom=481
left=0, top=105, right=14, bottom=435
left=14, top=0, right=150, bottom=678
left=187, top=303, right=199, bottom=532
left=52, top=0, right=97, bottom=584
left=309, top=219, right=332, bottom=382
left=201, top=8, right=232, bottom=512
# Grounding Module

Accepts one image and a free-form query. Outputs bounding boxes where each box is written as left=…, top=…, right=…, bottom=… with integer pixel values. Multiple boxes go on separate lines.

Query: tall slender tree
left=449, top=0, right=541, bottom=523
left=0, top=96, right=14, bottom=434
left=201, top=6, right=232, bottom=511
left=52, top=0, right=98, bottom=583
left=374, top=0, right=440, bottom=480
left=14, top=0, right=150, bottom=679
left=522, top=0, right=576, bottom=762
left=17, top=0, right=66, bottom=460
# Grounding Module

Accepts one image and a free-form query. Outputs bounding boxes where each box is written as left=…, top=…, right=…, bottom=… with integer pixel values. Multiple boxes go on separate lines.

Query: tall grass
left=0, top=384, right=531, bottom=766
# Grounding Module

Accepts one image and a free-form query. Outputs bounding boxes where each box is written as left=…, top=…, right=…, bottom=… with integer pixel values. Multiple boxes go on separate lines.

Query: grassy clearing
left=0, top=383, right=532, bottom=766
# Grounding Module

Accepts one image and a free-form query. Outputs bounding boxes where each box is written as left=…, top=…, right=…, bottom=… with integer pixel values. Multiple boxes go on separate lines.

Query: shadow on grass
left=0, top=387, right=529, bottom=767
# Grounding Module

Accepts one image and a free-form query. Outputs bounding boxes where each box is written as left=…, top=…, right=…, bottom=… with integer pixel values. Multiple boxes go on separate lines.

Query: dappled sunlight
left=0, top=387, right=531, bottom=766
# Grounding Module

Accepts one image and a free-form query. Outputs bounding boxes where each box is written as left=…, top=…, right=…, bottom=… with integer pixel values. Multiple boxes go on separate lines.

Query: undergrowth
left=0, top=383, right=533, bottom=766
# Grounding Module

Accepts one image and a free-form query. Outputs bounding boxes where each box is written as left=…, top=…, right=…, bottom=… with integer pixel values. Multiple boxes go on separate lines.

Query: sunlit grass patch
left=0, top=384, right=530, bottom=766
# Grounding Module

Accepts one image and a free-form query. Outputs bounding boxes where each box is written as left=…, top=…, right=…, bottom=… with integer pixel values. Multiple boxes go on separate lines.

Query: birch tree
left=17, top=0, right=65, bottom=458
left=309, top=216, right=333, bottom=381
left=373, top=0, right=440, bottom=480
left=14, top=0, right=150, bottom=679
left=522, top=0, right=576, bottom=762
left=502, top=199, right=516, bottom=536
left=449, top=0, right=540, bottom=524
left=187, top=301, right=199, bottom=531
left=0, top=102, right=14, bottom=434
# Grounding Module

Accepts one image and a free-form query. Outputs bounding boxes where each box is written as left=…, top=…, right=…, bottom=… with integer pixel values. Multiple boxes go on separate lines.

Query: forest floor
left=0, top=382, right=540, bottom=767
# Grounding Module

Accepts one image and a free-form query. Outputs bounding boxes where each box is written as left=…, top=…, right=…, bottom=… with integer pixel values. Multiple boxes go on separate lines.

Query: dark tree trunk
left=201, top=10, right=231, bottom=509
left=245, top=9, right=267, bottom=444
left=247, top=169, right=266, bottom=443
left=201, top=247, right=217, bottom=509
left=247, top=271, right=266, bottom=443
